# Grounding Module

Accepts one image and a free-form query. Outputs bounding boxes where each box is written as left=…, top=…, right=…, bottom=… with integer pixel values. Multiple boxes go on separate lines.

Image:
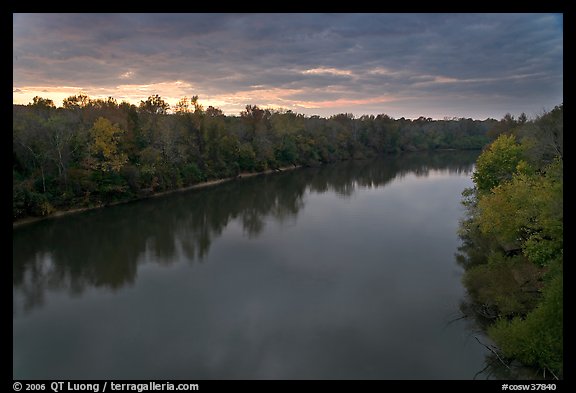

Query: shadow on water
left=14, top=150, right=478, bottom=315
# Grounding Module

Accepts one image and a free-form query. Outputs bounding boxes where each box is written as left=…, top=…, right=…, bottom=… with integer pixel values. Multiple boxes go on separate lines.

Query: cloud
left=302, top=67, right=354, bottom=77
left=293, top=96, right=402, bottom=110
left=13, top=13, right=562, bottom=119
left=119, top=71, right=135, bottom=80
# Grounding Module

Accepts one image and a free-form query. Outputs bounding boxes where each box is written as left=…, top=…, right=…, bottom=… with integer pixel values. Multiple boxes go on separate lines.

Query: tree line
left=14, top=93, right=501, bottom=220
left=457, top=104, right=563, bottom=378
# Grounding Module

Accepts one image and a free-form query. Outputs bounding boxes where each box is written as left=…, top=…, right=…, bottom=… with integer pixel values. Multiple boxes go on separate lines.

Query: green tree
left=458, top=107, right=563, bottom=378
left=489, top=275, right=563, bottom=377
left=472, top=134, right=524, bottom=193
left=477, top=159, right=562, bottom=266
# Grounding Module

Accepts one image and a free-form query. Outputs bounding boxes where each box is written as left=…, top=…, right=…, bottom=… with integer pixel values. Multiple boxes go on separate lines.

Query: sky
left=13, top=13, right=563, bottom=120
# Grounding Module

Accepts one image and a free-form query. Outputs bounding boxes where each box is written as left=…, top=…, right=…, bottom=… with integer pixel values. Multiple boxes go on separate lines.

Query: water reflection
left=456, top=296, right=544, bottom=380
left=14, top=150, right=478, bottom=315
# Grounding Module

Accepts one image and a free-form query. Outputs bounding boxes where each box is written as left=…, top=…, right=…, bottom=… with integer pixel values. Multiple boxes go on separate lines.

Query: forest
left=13, top=93, right=563, bottom=378
left=457, top=104, right=563, bottom=378
left=14, top=94, right=497, bottom=221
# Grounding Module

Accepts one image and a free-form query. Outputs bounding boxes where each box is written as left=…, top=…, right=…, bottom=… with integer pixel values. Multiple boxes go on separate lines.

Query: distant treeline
left=457, top=104, right=563, bottom=379
left=13, top=93, right=508, bottom=220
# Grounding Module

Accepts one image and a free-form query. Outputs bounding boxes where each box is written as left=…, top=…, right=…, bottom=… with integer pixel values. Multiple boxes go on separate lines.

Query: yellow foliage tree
left=88, top=117, right=127, bottom=172
left=477, top=159, right=563, bottom=266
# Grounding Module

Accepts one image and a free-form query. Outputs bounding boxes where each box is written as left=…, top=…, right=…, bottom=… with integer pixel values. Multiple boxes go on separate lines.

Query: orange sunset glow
left=14, top=13, right=562, bottom=119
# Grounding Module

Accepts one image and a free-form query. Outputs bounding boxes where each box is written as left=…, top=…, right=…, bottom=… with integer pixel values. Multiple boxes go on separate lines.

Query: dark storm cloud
left=13, top=13, right=562, bottom=118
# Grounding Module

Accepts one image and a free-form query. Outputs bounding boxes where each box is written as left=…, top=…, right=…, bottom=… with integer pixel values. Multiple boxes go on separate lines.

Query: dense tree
left=44, top=111, right=85, bottom=189
left=14, top=93, right=522, bottom=220
left=457, top=104, right=563, bottom=378
left=472, top=134, right=524, bottom=194
left=63, top=93, right=91, bottom=109
left=519, top=104, right=563, bottom=164
left=31, top=96, right=56, bottom=109
left=489, top=274, right=562, bottom=375
left=240, top=104, right=271, bottom=142
left=476, top=159, right=562, bottom=266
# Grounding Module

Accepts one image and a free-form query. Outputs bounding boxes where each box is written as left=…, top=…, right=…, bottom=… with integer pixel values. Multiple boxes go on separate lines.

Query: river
left=13, top=150, right=493, bottom=379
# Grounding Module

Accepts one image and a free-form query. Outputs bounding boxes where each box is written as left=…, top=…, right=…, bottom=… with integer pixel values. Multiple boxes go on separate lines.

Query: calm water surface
left=13, top=151, right=492, bottom=379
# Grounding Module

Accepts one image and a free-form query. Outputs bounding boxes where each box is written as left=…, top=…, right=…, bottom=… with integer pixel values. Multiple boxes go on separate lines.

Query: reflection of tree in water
left=456, top=295, right=553, bottom=380
left=443, top=297, right=545, bottom=380
left=13, top=150, right=478, bottom=313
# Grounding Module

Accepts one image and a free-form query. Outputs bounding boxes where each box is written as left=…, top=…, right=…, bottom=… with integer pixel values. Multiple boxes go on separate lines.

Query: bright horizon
left=13, top=13, right=563, bottom=120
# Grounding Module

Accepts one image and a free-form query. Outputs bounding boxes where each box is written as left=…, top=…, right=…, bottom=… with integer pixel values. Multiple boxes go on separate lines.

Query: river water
left=13, top=150, right=493, bottom=379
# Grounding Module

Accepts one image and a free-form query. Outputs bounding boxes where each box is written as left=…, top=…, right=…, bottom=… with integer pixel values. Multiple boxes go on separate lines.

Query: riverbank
left=457, top=130, right=563, bottom=379
left=13, top=165, right=301, bottom=228
left=13, top=149, right=484, bottom=229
